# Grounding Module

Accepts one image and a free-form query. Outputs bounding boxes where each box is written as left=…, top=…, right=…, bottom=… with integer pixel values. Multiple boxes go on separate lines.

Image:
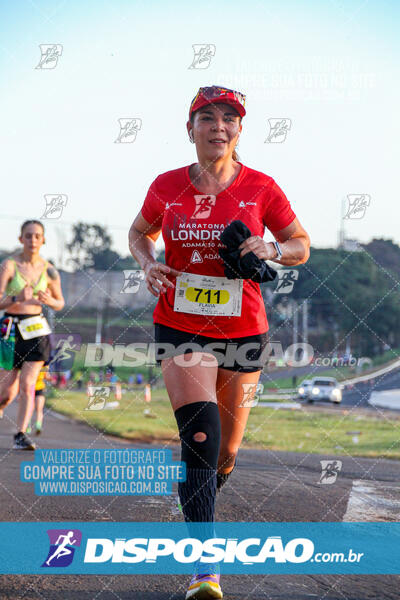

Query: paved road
left=1, top=400, right=399, bottom=599
left=341, top=368, right=400, bottom=409
left=264, top=366, right=400, bottom=411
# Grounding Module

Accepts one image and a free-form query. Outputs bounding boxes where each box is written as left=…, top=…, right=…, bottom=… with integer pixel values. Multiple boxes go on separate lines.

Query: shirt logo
left=192, top=195, right=216, bottom=219
left=42, top=529, right=82, bottom=567
left=166, top=202, right=183, bottom=209
left=190, top=250, right=203, bottom=263
left=239, top=200, right=257, bottom=207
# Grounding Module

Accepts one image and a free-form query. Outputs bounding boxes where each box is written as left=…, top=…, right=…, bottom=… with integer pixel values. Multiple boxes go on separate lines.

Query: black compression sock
left=178, top=467, right=217, bottom=540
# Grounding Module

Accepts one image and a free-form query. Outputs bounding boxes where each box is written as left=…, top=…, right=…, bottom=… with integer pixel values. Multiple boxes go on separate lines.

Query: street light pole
left=302, top=299, right=308, bottom=345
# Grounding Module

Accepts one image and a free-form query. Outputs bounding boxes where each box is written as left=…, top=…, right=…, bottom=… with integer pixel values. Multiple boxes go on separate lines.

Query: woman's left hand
left=238, top=236, right=276, bottom=261
left=37, top=289, right=54, bottom=307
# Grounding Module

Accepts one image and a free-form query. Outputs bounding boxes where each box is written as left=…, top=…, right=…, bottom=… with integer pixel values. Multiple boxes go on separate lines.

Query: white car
left=307, top=377, right=342, bottom=404
left=297, top=380, right=312, bottom=399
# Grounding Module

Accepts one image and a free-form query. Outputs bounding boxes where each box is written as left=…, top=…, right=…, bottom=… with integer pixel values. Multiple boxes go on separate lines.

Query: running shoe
left=13, top=432, right=36, bottom=451
left=0, top=400, right=6, bottom=418
left=26, top=424, right=32, bottom=434
left=185, top=572, right=223, bottom=599
left=35, top=421, right=42, bottom=435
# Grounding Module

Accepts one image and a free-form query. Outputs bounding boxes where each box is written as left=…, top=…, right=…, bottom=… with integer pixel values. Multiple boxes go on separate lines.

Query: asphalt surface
left=1, top=397, right=400, bottom=599
left=262, top=366, right=400, bottom=411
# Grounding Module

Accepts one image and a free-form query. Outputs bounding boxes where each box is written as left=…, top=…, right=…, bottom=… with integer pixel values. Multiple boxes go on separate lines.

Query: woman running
left=26, top=366, right=50, bottom=435
left=0, top=220, right=65, bottom=450
left=128, top=85, right=310, bottom=599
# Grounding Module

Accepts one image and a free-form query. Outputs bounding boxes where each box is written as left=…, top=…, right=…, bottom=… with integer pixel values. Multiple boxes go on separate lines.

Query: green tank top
left=5, top=258, right=49, bottom=297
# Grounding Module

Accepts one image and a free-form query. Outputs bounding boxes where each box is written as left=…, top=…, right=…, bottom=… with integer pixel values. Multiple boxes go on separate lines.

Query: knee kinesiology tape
left=174, top=401, right=221, bottom=470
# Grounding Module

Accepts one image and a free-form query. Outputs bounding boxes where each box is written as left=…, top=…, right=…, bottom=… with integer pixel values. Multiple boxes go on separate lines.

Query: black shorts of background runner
left=154, top=323, right=268, bottom=373
left=4, top=312, right=51, bottom=370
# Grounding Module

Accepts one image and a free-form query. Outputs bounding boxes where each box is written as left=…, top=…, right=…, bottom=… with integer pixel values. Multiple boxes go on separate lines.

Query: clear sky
left=0, top=0, right=399, bottom=269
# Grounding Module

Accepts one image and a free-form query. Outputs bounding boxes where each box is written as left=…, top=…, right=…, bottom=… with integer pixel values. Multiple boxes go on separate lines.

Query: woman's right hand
left=16, top=285, right=34, bottom=302
left=144, top=262, right=182, bottom=297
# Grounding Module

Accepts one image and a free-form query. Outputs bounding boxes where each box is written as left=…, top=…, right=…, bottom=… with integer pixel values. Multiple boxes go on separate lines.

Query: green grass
left=372, top=346, right=400, bottom=367
left=46, top=390, right=400, bottom=459
left=261, top=367, right=355, bottom=391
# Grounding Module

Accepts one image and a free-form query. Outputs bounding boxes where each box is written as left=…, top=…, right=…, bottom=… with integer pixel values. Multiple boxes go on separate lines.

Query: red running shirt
left=140, top=162, right=296, bottom=338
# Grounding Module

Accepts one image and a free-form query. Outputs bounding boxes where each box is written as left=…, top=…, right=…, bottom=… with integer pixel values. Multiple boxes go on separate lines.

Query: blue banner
left=0, top=522, right=399, bottom=574
left=20, top=449, right=185, bottom=496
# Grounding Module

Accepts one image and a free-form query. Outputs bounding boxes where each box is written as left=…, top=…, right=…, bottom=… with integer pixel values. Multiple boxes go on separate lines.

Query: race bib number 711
left=173, top=273, right=243, bottom=317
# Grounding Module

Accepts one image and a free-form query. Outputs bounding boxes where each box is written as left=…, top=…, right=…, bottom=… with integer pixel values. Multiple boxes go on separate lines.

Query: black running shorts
left=5, top=313, right=51, bottom=370
left=154, top=323, right=269, bottom=373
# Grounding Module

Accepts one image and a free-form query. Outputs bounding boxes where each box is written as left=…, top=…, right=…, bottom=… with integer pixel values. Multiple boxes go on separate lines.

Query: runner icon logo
left=41, top=194, right=68, bottom=219
left=344, top=194, right=371, bottom=220
left=274, top=269, right=299, bottom=294
left=49, top=334, right=81, bottom=372
left=86, top=386, right=111, bottom=411
left=115, top=118, right=142, bottom=143
left=188, top=44, right=216, bottom=69
left=239, top=383, right=264, bottom=407
left=192, top=195, right=216, bottom=219
left=120, top=270, right=145, bottom=294
left=35, top=44, right=63, bottom=69
left=318, top=460, right=342, bottom=485
left=265, top=118, right=292, bottom=143
left=42, top=529, right=82, bottom=567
